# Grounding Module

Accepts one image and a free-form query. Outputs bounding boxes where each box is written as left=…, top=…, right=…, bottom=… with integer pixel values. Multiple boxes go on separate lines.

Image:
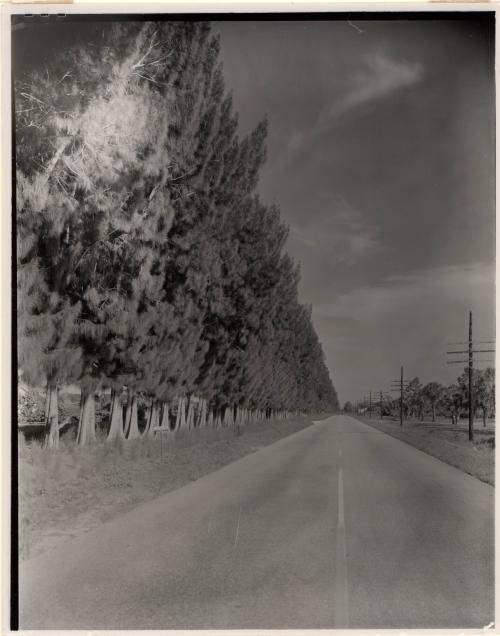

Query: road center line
left=233, top=505, right=242, bottom=549
left=334, top=466, right=349, bottom=628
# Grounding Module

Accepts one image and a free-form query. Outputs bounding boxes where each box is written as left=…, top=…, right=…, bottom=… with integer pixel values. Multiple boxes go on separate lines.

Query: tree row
left=16, top=21, right=339, bottom=448
left=345, top=367, right=495, bottom=426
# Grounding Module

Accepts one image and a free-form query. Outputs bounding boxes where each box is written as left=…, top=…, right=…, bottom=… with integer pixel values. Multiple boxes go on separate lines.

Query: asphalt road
left=19, top=415, right=494, bottom=629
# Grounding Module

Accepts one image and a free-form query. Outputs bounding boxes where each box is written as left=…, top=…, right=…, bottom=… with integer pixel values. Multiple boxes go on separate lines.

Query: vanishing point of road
left=20, top=415, right=494, bottom=629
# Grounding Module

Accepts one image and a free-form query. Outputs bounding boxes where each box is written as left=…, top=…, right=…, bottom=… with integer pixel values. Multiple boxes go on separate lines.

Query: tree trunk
left=152, top=401, right=160, bottom=434
left=143, top=400, right=152, bottom=436
left=106, top=390, right=124, bottom=442
left=197, top=399, right=207, bottom=428
left=223, top=406, right=233, bottom=428
left=77, top=390, right=96, bottom=446
left=234, top=406, right=241, bottom=433
left=125, top=394, right=140, bottom=439
left=145, top=400, right=160, bottom=437
left=214, top=411, right=222, bottom=429
left=160, top=403, right=170, bottom=430
left=432, top=405, right=436, bottom=423
left=176, top=396, right=187, bottom=432
left=206, top=408, right=214, bottom=429
left=43, top=383, right=59, bottom=449
left=483, top=407, right=487, bottom=427
left=185, top=397, right=195, bottom=430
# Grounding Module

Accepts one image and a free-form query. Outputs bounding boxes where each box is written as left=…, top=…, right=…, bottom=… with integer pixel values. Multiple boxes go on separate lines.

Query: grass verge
left=355, top=415, right=494, bottom=486
left=19, top=414, right=325, bottom=560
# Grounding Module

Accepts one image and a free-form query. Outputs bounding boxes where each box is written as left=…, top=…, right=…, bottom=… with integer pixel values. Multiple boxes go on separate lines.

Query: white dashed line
left=334, top=466, right=349, bottom=628
left=233, top=506, right=242, bottom=549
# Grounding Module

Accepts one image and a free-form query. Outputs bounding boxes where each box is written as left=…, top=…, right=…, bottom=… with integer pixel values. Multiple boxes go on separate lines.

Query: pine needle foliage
left=15, top=20, right=339, bottom=446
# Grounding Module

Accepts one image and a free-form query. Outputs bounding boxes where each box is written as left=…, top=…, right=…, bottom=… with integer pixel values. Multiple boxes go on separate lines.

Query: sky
left=214, top=16, right=495, bottom=404
left=12, top=15, right=495, bottom=405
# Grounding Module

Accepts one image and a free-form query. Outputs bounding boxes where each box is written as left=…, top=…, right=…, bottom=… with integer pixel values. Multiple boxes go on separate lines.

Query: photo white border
left=2, top=3, right=498, bottom=635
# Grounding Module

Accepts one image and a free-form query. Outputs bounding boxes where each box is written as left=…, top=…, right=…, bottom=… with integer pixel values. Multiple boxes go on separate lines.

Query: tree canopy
left=16, top=21, right=339, bottom=445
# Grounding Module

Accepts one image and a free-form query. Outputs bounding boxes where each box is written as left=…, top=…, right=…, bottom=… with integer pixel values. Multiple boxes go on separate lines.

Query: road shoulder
left=353, top=415, right=494, bottom=485
left=19, top=414, right=331, bottom=560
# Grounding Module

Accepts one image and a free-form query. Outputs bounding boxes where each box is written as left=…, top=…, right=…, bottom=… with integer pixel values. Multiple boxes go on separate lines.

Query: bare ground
left=355, top=415, right=494, bottom=486
left=19, top=415, right=324, bottom=560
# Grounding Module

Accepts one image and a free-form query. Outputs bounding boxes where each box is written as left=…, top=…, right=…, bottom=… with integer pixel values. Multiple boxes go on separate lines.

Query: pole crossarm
left=448, top=341, right=495, bottom=345
left=447, top=349, right=494, bottom=354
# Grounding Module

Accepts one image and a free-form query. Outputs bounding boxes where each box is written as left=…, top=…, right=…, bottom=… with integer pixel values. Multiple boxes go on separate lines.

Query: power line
left=390, top=366, right=406, bottom=427
left=445, top=311, right=495, bottom=442
left=363, top=393, right=373, bottom=419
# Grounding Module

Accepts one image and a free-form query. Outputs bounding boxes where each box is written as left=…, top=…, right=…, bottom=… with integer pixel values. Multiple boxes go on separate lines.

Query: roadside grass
left=19, top=414, right=325, bottom=561
left=355, top=415, right=494, bottom=486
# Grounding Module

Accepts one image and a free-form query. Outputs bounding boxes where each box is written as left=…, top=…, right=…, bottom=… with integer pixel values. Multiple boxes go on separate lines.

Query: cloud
left=323, top=52, right=423, bottom=120
left=288, top=196, right=381, bottom=266
left=317, top=262, right=494, bottom=323
left=289, top=52, right=423, bottom=152
left=313, top=261, right=495, bottom=403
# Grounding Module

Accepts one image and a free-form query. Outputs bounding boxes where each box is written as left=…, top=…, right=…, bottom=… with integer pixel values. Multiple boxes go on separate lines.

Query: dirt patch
left=19, top=415, right=326, bottom=560
left=355, top=416, right=494, bottom=486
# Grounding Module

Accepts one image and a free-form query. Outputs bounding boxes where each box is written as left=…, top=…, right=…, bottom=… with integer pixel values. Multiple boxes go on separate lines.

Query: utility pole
left=446, top=310, right=495, bottom=442
left=391, top=367, right=409, bottom=427
left=468, top=311, right=473, bottom=442
left=379, top=389, right=383, bottom=420
left=399, top=367, right=403, bottom=428
left=363, top=393, right=373, bottom=418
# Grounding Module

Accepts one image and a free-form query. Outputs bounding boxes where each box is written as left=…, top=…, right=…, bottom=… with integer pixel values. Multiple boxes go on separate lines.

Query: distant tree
left=404, top=378, right=424, bottom=420
left=483, top=367, right=495, bottom=421
left=440, top=383, right=466, bottom=426
left=422, top=381, right=443, bottom=422
left=343, top=401, right=354, bottom=414
left=473, top=367, right=495, bottom=427
left=378, top=394, right=392, bottom=417
left=456, top=367, right=488, bottom=427
left=388, top=397, right=400, bottom=418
